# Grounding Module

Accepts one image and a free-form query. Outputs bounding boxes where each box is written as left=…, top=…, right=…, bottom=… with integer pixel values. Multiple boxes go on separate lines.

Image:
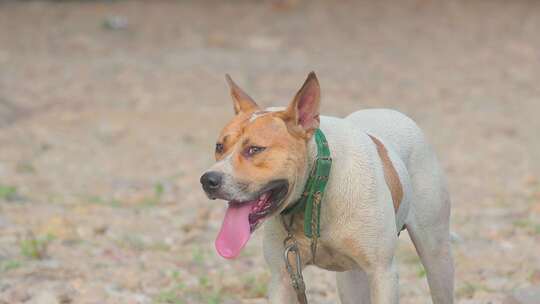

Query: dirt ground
left=1, top=0, right=540, bottom=303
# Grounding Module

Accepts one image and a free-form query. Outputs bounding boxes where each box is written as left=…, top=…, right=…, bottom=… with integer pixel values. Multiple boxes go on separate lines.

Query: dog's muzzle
left=200, top=171, right=223, bottom=198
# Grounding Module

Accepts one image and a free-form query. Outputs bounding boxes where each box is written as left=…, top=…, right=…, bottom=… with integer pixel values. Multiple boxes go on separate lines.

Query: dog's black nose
left=200, top=171, right=223, bottom=194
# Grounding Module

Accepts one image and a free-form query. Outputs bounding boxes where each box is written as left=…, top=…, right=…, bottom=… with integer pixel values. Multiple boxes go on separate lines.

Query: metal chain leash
left=282, top=215, right=308, bottom=304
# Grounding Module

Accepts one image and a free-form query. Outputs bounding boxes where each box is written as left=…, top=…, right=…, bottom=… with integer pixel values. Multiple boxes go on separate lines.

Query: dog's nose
left=200, top=171, right=223, bottom=194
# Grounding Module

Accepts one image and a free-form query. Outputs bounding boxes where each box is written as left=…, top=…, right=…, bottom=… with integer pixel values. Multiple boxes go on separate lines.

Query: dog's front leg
left=267, top=267, right=298, bottom=303
left=263, top=220, right=304, bottom=304
left=367, top=260, right=399, bottom=304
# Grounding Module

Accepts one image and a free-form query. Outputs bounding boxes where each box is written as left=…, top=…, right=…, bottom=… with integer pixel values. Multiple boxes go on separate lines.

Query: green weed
left=243, top=274, right=269, bottom=298
left=141, top=182, right=165, bottom=207
left=19, top=233, right=54, bottom=260
left=417, top=265, right=427, bottom=278
left=154, top=290, right=183, bottom=304
left=86, top=195, right=121, bottom=208
left=0, top=185, right=18, bottom=201
left=153, top=271, right=185, bottom=304
left=192, top=247, right=205, bottom=265
left=0, top=259, right=22, bottom=272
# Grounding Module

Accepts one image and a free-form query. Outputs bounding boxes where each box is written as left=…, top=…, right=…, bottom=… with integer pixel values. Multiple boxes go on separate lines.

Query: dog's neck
left=284, top=134, right=319, bottom=212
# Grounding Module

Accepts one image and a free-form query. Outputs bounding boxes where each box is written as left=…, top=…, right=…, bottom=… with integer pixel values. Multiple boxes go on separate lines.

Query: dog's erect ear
left=225, top=74, right=259, bottom=114
left=283, top=71, right=320, bottom=137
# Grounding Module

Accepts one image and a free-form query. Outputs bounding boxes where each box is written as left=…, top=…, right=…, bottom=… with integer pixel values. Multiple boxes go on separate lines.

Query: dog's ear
left=282, top=71, right=320, bottom=138
left=225, top=74, right=259, bottom=114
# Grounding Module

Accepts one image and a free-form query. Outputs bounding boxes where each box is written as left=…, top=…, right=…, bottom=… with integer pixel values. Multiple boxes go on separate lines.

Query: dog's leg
left=367, top=259, right=399, bottom=304
left=336, top=269, right=371, bottom=304
left=343, top=237, right=399, bottom=304
left=405, top=145, right=454, bottom=303
left=265, top=247, right=298, bottom=303
left=406, top=172, right=454, bottom=304
left=407, top=216, right=454, bottom=304
left=263, top=219, right=305, bottom=304
left=267, top=268, right=298, bottom=304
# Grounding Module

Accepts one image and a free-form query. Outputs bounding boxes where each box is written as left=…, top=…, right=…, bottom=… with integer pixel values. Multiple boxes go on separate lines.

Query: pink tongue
left=215, top=202, right=254, bottom=259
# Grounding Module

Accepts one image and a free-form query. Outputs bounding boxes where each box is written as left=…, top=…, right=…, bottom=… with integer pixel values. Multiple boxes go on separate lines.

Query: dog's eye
left=215, top=143, right=224, bottom=154
left=245, top=146, right=266, bottom=157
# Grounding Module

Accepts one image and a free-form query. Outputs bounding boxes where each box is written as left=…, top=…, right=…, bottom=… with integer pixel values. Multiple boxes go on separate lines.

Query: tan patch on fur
left=215, top=111, right=253, bottom=159
left=215, top=110, right=308, bottom=193
left=342, top=237, right=370, bottom=267
left=368, top=135, right=403, bottom=213
left=283, top=213, right=356, bottom=271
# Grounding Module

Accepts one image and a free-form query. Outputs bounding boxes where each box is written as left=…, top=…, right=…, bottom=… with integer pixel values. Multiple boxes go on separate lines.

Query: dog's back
left=346, top=107, right=451, bottom=230
left=345, top=108, right=428, bottom=167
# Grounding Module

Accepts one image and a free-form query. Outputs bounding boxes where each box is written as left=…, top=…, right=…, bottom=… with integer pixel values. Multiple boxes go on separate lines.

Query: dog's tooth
left=254, top=210, right=268, bottom=217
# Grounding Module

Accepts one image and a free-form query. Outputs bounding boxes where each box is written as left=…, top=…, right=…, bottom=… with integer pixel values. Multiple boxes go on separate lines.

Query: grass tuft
left=87, top=195, right=122, bottom=208
left=154, top=290, right=183, bottom=304
left=243, top=274, right=269, bottom=298
left=153, top=270, right=185, bottom=304
left=417, top=265, right=427, bottom=278
left=0, top=259, right=23, bottom=272
left=0, top=184, right=18, bottom=201
left=192, top=247, right=205, bottom=265
left=19, top=233, right=54, bottom=260
left=142, top=182, right=165, bottom=207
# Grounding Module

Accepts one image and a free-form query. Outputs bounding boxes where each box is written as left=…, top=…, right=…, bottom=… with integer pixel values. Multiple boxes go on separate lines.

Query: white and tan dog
left=200, top=72, right=454, bottom=304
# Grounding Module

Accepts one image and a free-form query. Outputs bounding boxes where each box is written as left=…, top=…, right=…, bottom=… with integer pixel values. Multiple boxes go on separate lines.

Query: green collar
left=281, top=128, right=332, bottom=239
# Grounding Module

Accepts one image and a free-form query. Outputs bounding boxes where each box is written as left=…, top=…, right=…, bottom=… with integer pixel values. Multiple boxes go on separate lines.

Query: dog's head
left=200, top=72, right=321, bottom=259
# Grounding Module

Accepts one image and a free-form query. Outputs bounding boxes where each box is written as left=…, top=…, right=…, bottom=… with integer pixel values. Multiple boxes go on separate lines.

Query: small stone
left=207, top=33, right=228, bottom=48
left=93, top=225, right=108, bottom=235
left=58, top=293, right=72, bottom=304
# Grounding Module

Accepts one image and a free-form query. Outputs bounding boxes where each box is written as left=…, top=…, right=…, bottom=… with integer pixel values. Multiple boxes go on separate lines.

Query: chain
left=281, top=215, right=308, bottom=304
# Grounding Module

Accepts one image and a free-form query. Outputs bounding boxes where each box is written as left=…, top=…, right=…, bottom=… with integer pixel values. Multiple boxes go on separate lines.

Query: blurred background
left=1, top=0, right=540, bottom=303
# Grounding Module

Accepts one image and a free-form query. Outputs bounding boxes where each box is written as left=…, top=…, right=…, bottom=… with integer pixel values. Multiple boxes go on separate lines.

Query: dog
left=200, top=72, right=454, bottom=304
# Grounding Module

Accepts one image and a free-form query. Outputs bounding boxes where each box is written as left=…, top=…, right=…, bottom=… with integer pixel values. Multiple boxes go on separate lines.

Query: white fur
left=249, top=107, right=285, bottom=122
left=263, top=109, right=454, bottom=304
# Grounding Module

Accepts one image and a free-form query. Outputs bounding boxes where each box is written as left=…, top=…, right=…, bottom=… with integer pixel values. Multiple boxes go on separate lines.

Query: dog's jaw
left=215, top=180, right=289, bottom=259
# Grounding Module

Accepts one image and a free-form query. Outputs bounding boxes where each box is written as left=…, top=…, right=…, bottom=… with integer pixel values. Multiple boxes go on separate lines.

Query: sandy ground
left=1, top=0, right=540, bottom=303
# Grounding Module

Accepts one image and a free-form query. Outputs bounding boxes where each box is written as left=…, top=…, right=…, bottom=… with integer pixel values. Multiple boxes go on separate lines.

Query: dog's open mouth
left=215, top=180, right=288, bottom=259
